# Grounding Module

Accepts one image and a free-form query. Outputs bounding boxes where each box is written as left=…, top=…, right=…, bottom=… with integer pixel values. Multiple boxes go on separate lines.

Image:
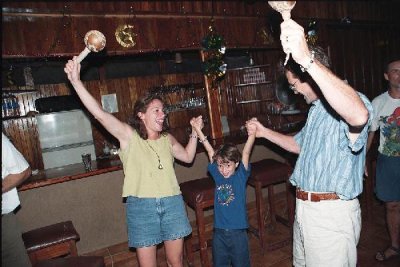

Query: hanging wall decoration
left=257, top=26, right=274, bottom=45
left=201, top=21, right=227, bottom=82
left=306, top=19, right=318, bottom=46
left=115, top=24, right=137, bottom=48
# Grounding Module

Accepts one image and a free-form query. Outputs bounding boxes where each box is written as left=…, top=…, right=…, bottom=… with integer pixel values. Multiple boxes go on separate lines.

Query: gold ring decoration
left=115, top=24, right=137, bottom=48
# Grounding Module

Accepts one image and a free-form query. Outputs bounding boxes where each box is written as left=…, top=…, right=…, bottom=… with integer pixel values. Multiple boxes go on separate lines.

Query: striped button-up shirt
left=290, top=94, right=373, bottom=200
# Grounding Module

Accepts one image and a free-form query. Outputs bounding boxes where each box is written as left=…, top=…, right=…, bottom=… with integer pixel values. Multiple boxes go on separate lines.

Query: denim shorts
left=375, top=153, right=400, bottom=202
left=126, top=194, right=192, bottom=248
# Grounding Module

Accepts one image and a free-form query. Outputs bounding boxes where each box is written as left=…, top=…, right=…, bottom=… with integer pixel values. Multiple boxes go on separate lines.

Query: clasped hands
left=245, top=117, right=262, bottom=137
left=190, top=115, right=204, bottom=133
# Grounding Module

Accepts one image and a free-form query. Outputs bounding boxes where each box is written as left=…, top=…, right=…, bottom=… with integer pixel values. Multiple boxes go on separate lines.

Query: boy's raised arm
left=243, top=119, right=256, bottom=169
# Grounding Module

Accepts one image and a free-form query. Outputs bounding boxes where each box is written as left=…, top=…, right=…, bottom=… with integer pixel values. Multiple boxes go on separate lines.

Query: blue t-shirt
left=208, top=161, right=251, bottom=229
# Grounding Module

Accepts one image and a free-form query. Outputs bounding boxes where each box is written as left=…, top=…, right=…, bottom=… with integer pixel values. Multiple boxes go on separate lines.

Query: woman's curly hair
left=129, top=93, right=167, bottom=140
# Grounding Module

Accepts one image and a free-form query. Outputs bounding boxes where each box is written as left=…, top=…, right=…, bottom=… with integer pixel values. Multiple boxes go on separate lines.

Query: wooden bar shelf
left=236, top=98, right=274, bottom=104
left=234, top=81, right=272, bottom=87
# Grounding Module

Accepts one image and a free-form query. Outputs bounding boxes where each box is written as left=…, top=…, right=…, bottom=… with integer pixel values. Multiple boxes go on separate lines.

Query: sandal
left=375, top=246, right=400, bottom=261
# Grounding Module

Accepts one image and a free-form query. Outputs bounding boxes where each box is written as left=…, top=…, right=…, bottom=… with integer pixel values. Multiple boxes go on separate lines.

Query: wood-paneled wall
left=2, top=1, right=399, bottom=170
left=3, top=1, right=398, bottom=58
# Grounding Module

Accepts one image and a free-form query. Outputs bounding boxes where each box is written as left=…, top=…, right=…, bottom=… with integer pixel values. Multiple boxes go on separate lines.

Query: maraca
left=268, top=1, right=296, bottom=65
left=76, top=30, right=106, bottom=63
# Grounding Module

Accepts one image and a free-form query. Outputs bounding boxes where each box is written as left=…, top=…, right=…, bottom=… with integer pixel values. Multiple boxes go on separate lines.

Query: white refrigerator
left=36, top=109, right=96, bottom=169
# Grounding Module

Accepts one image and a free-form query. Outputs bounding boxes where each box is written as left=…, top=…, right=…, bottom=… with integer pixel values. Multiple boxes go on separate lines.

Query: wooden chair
left=180, top=177, right=215, bottom=267
left=247, top=159, right=295, bottom=251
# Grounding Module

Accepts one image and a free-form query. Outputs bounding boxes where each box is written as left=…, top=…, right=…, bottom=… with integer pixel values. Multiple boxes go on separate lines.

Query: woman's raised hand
left=190, top=115, right=204, bottom=131
left=64, top=56, right=81, bottom=85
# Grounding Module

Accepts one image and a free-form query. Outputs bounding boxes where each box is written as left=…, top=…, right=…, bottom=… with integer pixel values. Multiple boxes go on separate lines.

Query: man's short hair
left=384, top=57, right=400, bottom=73
left=285, top=46, right=331, bottom=83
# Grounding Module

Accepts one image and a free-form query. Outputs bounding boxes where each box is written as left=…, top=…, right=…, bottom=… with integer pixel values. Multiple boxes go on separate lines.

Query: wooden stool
left=180, top=177, right=215, bottom=267
left=22, top=221, right=80, bottom=266
left=35, top=256, right=105, bottom=267
left=247, top=159, right=295, bottom=250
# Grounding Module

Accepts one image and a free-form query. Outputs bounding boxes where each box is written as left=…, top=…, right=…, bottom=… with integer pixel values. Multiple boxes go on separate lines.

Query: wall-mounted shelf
left=234, top=81, right=272, bottom=87
left=148, top=81, right=209, bottom=139
left=166, top=104, right=206, bottom=113
left=223, top=64, right=278, bottom=121
left=236, top=98, right=274, bottom=104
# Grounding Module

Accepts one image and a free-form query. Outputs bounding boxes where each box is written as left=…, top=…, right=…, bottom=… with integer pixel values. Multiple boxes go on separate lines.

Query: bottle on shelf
left=11, top=95, right=20, bottom=116
left=6, top=95, right=14, bottom=117
left=2, top=94, right=20, bottom=118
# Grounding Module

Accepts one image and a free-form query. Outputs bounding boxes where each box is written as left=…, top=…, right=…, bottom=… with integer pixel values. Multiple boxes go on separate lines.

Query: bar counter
left=18, top=157, right=123, bottom=191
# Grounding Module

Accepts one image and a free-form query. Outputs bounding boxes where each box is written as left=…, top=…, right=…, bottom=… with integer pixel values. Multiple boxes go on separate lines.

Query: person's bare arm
left=2, top=167, right=31, bottom=193
left=64, top=57, right=133, bottom=148
left=366, top=131, right=376, bottom=152
left=170, top=115, right=204, bottom=163
left=242, top=121, right=256, bottom=169
left=190, top=115, right=214, bottom=162
left=250, top=119, right=300, bottom=154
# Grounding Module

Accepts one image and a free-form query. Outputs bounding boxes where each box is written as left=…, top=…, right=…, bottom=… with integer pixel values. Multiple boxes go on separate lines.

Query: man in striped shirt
left=247, top=19, right=372, bottom=267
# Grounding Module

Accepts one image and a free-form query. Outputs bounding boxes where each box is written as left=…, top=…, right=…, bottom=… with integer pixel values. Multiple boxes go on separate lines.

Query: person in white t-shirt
left=366, top=58, right=400, bottom=262
left=2, top=133, right=32, bottom=267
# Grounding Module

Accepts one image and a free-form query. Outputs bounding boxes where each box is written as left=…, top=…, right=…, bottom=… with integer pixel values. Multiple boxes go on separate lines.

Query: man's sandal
left=375, top=246, right=400, bottom=261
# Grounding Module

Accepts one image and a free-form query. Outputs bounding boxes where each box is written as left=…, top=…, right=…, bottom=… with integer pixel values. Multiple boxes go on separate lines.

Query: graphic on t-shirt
left=380, top=107, right=400, bottom=156
left=216, top=184, right=235, bottom=206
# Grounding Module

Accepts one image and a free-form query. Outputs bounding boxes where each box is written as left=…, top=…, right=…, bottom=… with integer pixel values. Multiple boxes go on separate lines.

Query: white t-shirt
left=370, top=91, right=400, bottom=156
left=2, top=133, right=29, bottom=214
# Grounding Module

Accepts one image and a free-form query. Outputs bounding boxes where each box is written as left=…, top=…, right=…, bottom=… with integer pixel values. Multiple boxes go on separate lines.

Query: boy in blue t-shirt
left=191, top=117, right=256, bottom=267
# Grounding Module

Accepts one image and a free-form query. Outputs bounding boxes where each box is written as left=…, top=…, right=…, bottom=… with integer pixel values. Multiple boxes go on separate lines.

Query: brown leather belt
left=296, top=188, right=339, bottom=202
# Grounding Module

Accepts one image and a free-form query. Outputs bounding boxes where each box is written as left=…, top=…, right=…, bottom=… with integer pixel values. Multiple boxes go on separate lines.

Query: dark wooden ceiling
left=2, top=1, right=399, bottom=58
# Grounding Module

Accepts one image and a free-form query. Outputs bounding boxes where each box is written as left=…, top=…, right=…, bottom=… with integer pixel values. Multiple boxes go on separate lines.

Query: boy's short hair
left=213, top=143, right=241, bottom=164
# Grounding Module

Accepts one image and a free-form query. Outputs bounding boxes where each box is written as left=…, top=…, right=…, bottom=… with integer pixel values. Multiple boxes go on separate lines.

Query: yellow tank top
left=119, top=131, right=181, bottom=198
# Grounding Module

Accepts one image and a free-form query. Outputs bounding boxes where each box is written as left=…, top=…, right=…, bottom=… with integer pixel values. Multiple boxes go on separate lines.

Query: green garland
left=201, top=24, right=227, bottom=81
left=306, top=19, right=318, bottom=46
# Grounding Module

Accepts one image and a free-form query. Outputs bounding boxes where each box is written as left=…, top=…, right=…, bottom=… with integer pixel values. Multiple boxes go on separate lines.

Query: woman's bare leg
left=164, top=239, right=185, bottom=267
left=136, top=245, right=157, bottom=267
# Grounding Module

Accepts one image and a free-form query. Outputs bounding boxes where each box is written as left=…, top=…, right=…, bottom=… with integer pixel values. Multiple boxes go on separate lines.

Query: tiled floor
left=84, top=195, right=400, bottom=267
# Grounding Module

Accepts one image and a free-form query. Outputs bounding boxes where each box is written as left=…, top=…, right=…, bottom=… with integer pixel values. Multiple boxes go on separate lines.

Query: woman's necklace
left=146, top=140, right=164, bottom=170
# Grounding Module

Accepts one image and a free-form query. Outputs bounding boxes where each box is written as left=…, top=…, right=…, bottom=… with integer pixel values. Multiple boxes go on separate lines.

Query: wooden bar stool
left=35, top=256, right=105, bottom=267
left=180, top=177, right=215, bottom=267
left=247, top=159, right=295, bottom=250
left=22, top=221, right=80, bottom=266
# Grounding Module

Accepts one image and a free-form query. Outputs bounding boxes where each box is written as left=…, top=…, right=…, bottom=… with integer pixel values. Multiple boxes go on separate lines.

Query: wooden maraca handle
left=76, top=47, right=91, bottom=63
left=268, top=1, right=296, bottom=65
